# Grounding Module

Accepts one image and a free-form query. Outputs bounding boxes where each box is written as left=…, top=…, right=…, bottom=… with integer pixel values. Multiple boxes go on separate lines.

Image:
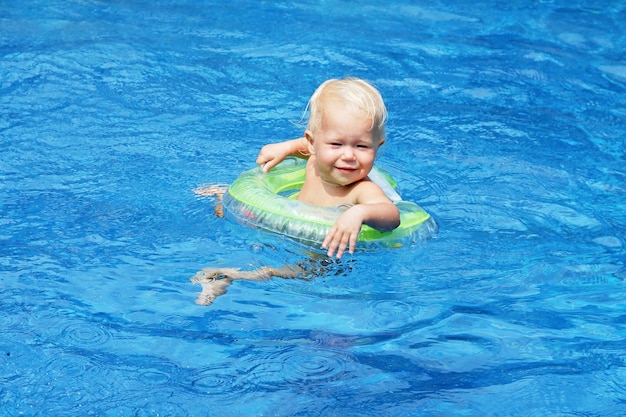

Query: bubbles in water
left=250, top=243, right=264, bottom=253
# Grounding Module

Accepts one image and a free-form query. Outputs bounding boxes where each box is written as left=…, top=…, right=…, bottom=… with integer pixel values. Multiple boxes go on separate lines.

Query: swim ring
left=222, top=158, right=437, bottom=249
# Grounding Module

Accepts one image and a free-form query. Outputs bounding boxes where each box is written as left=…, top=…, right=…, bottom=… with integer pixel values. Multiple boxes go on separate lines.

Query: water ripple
left=234, top=345, right=355, bottom=392
left=58, top=320, right=112, bottom=348
left=0, top=305, right=30, bottom=331
left=187, top=365, right=233, bottom=395
left=361, top=299, right=423, bottom=330
left=281, top=347, right=353, bottom=384
left=137, top=369, right=172, bottom=386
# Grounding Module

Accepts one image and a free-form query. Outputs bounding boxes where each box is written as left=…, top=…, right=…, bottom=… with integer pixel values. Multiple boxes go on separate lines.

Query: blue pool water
left=2, top=0, right=625, bottom=415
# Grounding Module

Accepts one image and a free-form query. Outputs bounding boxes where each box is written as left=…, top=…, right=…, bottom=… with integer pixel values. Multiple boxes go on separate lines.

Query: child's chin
left=338, top=175, right=365, bottom=186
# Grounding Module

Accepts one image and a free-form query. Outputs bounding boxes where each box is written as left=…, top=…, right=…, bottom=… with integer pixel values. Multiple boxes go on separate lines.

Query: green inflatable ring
left=222, top=158, right=437, bottom=249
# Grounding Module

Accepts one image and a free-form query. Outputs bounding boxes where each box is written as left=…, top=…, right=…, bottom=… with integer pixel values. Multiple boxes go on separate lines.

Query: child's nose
left=342, top=147, right=355, bottom=159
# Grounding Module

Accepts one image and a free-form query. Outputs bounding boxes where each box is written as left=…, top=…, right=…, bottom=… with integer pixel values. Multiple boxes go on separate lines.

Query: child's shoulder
left=351, top=177, right=388, bottom=203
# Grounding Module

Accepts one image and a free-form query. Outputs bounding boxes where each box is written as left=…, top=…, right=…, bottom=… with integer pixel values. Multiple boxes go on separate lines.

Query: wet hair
left=305, top=78, right=387, bottom=142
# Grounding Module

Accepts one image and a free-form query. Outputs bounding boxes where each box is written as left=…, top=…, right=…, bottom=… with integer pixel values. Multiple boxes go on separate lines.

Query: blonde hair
left=305, top=78, right=387, bottom=142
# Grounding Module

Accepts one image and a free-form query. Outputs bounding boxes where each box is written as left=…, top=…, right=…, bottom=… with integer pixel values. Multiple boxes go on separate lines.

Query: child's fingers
left=322, top=227, right=338, bottom=257
left=347, top=234, right=357, bottom=255
left=323, top=228, right=354, bottom=259
left=322, top=234, right=332, bottom=254
left=336, top=233, right=357, bottom=259
left=255, top=153, right=268, bottom=166
left=257, top=161, right=269, bottom=172
left=256, top=148, right=274, bottom=168
left=334, top=243, right=346, bottom=259
left=258, top=158, right=278, bottom=173
left=265, top=160, right=277, bottom=172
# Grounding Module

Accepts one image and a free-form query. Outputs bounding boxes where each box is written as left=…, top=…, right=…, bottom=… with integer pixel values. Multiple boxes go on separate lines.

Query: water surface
left=1, top=1, right=625, bottom=416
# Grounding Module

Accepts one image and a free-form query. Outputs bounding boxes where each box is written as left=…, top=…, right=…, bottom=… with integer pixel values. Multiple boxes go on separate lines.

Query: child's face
left=307, top=97, right=382, bottom=187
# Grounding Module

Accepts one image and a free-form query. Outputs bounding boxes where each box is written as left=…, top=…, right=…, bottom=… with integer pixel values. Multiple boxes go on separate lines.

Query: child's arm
left=322, top=182, right=400, bottom=259
left=256, top=137, right=309, bottom=173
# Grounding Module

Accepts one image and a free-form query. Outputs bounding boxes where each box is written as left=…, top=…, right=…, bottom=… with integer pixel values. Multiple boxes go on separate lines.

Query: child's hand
left=322, top=207, right=364, bottom=259
left=256, top=143, right=287, bottom=173
left=256, top=137, right=309, bottom=173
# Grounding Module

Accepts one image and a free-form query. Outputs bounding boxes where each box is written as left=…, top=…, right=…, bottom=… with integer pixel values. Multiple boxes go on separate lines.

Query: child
left=256, top=77, right=400, bottom=259
left=193, top=77, right=399, bottom=305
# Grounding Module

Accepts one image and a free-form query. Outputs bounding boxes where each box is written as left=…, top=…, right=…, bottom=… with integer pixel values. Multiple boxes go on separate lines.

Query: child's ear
left=305, top=130, right=316, bottom=154
left=378, top=138, right=385, bottom=147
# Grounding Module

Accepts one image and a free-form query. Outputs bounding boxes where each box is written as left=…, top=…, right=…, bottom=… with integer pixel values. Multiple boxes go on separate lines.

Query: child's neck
left=297, top=159, right=361, bottom=207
